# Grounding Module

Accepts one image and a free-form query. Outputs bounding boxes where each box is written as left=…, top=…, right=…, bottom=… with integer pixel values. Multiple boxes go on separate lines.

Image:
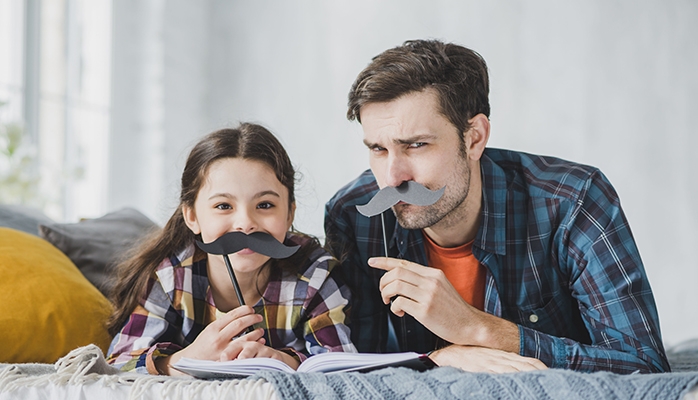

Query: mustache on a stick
left=196, top=231, right=299, bottom=331
left=196, top=231, right=300, bottom=259
left=356, top=181, right=445, bottom=217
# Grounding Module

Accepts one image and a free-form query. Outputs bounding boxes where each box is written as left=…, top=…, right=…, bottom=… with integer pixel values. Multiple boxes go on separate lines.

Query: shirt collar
left=476, top=152, right=507, bottom=256
left=391, top=151, right=508, bottom=257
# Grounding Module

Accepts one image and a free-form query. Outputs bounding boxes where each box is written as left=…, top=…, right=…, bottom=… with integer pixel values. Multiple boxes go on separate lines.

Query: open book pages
left=173, top=351, right=435, bottom=379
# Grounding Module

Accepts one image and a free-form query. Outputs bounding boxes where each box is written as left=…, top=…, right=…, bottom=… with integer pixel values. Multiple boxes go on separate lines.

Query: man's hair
left=347, top=39, right=490, bottom=134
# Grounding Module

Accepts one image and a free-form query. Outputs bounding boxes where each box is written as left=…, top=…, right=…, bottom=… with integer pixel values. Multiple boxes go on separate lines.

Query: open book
left=173, top=351, right=435, bottom=379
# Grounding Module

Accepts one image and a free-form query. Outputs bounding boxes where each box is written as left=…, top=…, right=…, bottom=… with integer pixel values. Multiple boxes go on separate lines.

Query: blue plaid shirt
left=324, top=147, right=669, bottom=374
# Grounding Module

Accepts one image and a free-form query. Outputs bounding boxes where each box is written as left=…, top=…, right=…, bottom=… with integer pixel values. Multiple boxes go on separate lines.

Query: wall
left=108, top=0, right=698, bottom=347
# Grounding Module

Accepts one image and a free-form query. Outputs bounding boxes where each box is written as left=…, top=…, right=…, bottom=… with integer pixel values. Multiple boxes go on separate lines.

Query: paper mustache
left=196, top=231, right=299, bottom=321
left=356, top=181, right=445, bottom=217
left=196, top=231, right=300, bottom=259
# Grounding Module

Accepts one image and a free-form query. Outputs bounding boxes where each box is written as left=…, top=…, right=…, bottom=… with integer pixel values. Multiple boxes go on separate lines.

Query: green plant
left=0, top=101, right=41, bottom=206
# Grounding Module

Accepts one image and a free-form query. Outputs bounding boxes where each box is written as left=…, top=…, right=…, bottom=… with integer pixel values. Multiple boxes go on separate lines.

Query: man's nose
left=384, top=153, right=413, bottom=188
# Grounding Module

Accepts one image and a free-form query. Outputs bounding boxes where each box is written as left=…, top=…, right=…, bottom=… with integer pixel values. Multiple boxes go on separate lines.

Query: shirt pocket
left=515, top=291, right=574, bottom=337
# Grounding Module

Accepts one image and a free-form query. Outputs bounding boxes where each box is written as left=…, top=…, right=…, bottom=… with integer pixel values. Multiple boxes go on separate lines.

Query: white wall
left=108, top=0, right=698, bottom=347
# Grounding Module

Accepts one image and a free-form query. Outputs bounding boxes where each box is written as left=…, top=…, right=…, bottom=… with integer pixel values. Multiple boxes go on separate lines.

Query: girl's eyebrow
left=208, top=192, right=234, bottom=200
left=208, top=191, right=280, bottom=201
left=255, top=190, right=280, bottom=199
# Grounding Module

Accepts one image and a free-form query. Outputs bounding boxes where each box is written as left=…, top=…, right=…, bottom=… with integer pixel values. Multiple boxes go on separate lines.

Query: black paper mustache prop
left=196, top=231, right=299, bottom=333
left=196, top=231, right=300, bottom=259
left=355, top=181, right=445, bottom=257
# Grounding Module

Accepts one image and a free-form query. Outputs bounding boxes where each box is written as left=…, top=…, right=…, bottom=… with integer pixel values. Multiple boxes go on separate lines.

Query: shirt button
left=529, top=314, right=539, bottom=323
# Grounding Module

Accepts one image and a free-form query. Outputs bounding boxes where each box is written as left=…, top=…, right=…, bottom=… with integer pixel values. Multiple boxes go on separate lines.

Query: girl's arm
left=106, top=278, right=185, bottom=374
left=299, top=257, right=358, bottom=356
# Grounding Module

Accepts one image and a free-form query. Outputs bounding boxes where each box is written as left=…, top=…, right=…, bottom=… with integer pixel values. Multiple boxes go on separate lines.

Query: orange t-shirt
left=422, top=232, right=486, bottom=311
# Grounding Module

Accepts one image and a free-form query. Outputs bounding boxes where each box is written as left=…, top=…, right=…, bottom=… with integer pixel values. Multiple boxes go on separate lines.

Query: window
left=0, top=0, right=111, bottom=221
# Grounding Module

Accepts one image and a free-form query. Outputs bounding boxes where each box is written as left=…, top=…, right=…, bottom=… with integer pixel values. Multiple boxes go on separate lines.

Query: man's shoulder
left=484, top=148, right=608, bottom=200
left=325, top=169, right=380, bottom=215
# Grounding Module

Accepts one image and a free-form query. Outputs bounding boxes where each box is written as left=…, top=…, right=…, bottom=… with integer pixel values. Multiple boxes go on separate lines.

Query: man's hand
left=368, top=257, right=518, bottom=352
left=430, top=345, right=548, bottom=373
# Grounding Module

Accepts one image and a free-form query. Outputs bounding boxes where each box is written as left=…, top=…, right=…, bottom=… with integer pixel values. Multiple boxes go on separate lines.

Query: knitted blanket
left=252, top=340, right=698, bottom=400
left=1, top=344, right=697, bottom=400
left=254, top=365, right=698, bottom=400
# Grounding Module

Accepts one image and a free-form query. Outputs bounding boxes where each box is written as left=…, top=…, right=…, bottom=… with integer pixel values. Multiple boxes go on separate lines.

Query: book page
left=298, top=351, right=426, bottom=373
left=173, top=351, right=432, bottom=378
left=173, top=357, right=295, bottom=378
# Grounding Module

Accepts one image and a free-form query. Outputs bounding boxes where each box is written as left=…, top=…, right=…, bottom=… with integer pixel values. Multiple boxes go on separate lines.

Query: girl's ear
left=182, top=205, right=201, bottom=235
left=287, top=202, right=296, bottom=230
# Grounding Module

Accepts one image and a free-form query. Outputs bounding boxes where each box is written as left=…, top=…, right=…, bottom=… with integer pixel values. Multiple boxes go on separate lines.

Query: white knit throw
left=0, top=344, right=277, bottom=400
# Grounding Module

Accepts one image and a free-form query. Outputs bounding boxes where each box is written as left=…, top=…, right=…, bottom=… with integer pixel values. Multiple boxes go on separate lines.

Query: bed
left=1, top=205, right=697, bottom=400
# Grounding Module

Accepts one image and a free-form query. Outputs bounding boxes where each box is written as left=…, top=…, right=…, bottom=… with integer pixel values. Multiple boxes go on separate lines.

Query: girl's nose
left=233, top=210, right=257, bottom=234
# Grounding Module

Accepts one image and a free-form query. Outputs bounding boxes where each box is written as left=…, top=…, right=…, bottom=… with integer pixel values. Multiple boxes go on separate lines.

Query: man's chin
left=394, top=205, right=447, bottom=230
left=395, top=212, right=430, bottom=230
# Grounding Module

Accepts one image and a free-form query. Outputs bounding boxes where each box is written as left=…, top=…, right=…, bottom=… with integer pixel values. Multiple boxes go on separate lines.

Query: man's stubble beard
left=392, top=157, right=472, bottom=231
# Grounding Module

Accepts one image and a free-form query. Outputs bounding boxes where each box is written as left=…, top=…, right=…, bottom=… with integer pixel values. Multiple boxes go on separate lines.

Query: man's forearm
left=518, top=324, right=667, bottom=373
left=459, top=310, right=520, bottom=354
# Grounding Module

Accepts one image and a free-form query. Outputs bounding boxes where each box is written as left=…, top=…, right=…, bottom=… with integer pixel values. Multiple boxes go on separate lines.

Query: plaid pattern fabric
left=324, top=147, right=669, bottom=373
left=107, top=233, right=356, bottom=374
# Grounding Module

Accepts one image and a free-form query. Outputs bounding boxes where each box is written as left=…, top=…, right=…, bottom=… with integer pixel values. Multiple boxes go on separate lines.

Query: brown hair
left=107, top=123, right=318, bottom=335
left=347, top=39, right=490, bottom=135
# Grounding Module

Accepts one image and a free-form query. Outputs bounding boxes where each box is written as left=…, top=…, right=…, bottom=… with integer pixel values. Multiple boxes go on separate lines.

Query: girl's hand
left=158, top=305, right=263, bottom=375
left=221, top=337, right=301, bottom=370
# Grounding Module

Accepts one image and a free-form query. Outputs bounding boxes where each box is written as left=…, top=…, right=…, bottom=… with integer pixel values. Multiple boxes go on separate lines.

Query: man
left=324, top=39, right=669, bottom=373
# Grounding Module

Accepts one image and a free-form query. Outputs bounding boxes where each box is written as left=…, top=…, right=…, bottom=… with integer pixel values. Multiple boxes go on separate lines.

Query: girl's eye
left=215, top=203, right=232, bottom=210
left=257, top=202, right=274, bottom=210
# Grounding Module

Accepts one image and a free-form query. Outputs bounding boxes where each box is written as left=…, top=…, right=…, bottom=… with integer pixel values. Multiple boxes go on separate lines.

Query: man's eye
left=257, top=202, right=274, bottom=210
left=408, top=142, right=426, bottom=149
left=370, top=146, right=386, bottom=153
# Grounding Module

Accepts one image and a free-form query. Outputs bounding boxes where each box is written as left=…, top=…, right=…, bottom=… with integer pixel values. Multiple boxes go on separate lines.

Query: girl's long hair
left=107, top=123, right=318, bottom=336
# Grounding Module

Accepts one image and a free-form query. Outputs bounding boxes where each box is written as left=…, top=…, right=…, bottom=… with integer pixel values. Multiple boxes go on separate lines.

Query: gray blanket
left=252, top=347, right=698, bottom=400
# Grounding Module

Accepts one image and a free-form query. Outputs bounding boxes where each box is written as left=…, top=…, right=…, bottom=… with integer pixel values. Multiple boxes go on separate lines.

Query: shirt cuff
left=278, top=347, right=308, bottom=363
left=518, top=324, right=566, bottom=368
left=145, top=342, right=183, bottom=375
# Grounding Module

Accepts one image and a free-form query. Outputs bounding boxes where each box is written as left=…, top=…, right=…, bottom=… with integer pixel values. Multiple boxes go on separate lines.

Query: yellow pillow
left=0, top=227, right=113, bottom=363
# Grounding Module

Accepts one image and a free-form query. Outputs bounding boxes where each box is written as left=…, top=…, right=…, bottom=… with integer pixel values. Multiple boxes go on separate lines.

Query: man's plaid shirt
left=324, top=147, right=668, bottom=373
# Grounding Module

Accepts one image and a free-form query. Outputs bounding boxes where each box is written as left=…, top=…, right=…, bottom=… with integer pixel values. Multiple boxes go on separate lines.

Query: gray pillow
left=39, top=207, right=159, bottom=298
left=0, top=204, right=55, bottom=236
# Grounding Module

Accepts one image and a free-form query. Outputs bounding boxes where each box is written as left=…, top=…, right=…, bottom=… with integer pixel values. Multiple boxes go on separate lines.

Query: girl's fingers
left=219, top=313, right=263, bottom=339
left=230, top=327, right=265, bottom=343
left=208, top=305, right=255, bottom=333
left=236, top=343, right=260, bottom=360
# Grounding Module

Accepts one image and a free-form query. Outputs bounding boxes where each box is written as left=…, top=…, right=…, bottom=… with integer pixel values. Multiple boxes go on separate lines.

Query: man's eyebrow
left=363, top=134, right=438, bottom=149
left=394, top=134, right=438, bottom=145
left=363, top=139, right=381, bottom=148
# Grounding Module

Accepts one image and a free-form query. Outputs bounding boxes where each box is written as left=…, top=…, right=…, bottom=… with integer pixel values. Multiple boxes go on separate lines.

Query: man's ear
left=182, top=205, right=201, bottom=235
left=463, top=113, right=490, bottom=161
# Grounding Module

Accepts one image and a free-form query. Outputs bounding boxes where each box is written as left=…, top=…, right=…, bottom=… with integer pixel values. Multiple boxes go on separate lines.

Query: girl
left=106, top=123, right=356, bottom=375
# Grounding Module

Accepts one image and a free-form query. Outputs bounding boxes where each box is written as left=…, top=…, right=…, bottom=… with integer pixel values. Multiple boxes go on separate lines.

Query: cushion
left=0, top=227, right=113, bottom=363
left=39, top=207, right=159, bottom=298
left=0, top=204, right=54, bottom=236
